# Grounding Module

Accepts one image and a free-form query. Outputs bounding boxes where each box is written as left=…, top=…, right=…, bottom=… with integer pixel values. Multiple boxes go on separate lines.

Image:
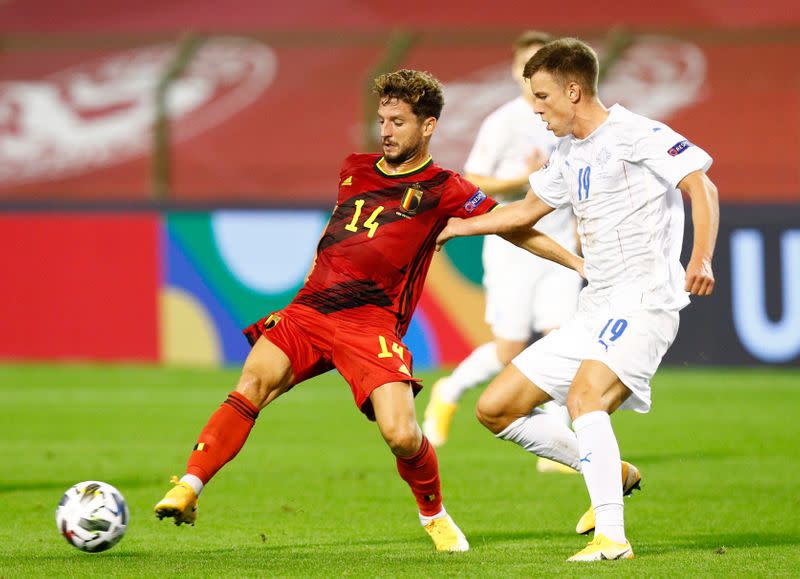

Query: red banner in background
left=2, top=0, right=800, bottom=33
left=0, top=32, right=798, bottom=203
left=0, top=214, right=160, bottom=362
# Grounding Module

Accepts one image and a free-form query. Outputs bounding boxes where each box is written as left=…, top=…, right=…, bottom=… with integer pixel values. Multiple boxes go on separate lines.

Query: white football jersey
left=465, top=96, right=574, bottom=248
left=530, top=104, right=713, bottom=311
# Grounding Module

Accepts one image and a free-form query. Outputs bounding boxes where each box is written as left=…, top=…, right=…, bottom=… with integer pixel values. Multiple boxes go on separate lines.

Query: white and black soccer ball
left=56, top=481, right=129, bottom=552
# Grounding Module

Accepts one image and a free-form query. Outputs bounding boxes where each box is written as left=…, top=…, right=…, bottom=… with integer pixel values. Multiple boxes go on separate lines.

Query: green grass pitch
left=1, top=364, right=798, bottom=576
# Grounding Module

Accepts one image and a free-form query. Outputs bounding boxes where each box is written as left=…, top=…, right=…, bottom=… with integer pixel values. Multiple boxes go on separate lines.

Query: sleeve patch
left=464, top=190, right=487, bottom=213
left=668, top=140, right=692, bottom=156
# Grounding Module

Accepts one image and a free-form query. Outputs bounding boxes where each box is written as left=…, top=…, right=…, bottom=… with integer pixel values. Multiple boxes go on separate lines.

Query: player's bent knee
left=385, top=427, right=422, bottom=457
left=566, top=388, right=603, bottom=419
left=475, top=395, right=508, bottom=434
left=565, top=396, right=581, bottom=421
left=235, top=370, right=282, bottom=410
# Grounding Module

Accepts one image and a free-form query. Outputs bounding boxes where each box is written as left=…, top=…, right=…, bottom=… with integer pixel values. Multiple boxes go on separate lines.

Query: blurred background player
left=153, top=69, right=584, bottom=553
left=422, top=32, right=582, bottom=474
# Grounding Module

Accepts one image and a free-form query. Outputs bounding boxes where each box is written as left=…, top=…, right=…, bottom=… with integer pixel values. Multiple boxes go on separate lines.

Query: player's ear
left=422, top=117, right=437, bottom=137
left=567, top=82, right=581, bottom=103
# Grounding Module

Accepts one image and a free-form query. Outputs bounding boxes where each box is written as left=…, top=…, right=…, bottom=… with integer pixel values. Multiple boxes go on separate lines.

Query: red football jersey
left=293, top=153, right=496, bottom=336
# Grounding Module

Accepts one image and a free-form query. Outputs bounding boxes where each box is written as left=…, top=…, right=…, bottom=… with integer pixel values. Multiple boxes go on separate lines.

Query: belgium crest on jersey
left=400, top=184, right=424, bottom=215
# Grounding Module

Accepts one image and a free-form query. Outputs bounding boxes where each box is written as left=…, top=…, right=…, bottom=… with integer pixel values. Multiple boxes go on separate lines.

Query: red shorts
left=243, top=303, right=422, bottom=420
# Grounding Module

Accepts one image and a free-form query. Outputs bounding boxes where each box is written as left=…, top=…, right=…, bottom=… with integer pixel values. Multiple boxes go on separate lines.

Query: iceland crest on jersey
left=464, top=190, right=487, bottom=213
left=668, top=140, right=692, bottom=156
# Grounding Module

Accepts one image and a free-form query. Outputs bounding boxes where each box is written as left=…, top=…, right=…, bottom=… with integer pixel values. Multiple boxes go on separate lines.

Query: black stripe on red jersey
left=318, top=172, right=450, bottom=253
left=395, top=218, right=444, bottom=336
left=295, top=279, right=393, bottom=314
left=373, top=157, right=433, bottom=179
left=319, top=185, right=405, bottom=252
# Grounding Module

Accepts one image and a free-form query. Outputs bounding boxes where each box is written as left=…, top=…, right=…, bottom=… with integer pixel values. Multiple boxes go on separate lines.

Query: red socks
left=186, top=391, right=259, bottom=484
left=396, top=436, right=443, bottom=516
left=186, top=392, right=441, bottom=517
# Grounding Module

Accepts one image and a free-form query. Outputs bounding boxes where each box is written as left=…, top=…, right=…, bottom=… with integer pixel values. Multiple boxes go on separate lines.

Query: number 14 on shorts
left=598, top=318, right=628, bottom=351
left=377, top=335, right=404, bottom=360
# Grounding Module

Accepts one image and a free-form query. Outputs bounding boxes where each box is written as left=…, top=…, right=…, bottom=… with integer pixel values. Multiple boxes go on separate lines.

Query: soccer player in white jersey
left=435, top=38, right=719, bottom=562
left=422, top=33, right=582, bottom=473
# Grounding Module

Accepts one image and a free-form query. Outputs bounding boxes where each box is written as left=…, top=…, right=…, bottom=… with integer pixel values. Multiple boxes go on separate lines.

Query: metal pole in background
left=598, top=28, right=634, bottom=84
left=362, top=30, right=418, bottom=152
left=152, top=33, right=205, bottom=201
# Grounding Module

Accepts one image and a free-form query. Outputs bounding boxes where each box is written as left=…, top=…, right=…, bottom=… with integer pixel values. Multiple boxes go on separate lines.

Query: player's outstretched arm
left=435, top=190, right=552, bottom=250
left=679, top=170, right=719, bottom=296
left=465, top=173, right=530, bottom=202
left=464, top=150, right=547, bottom=202
left=499, top=228, right=585, bottom=278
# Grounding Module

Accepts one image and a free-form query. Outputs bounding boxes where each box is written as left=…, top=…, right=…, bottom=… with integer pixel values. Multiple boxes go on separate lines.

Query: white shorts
left=483, top=234, right=582, bottom=341
left=511, top=306, right=680, bottom=413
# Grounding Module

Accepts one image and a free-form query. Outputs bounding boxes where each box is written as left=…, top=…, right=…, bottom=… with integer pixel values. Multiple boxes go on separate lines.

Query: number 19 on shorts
left=597, top=318, right=628, bottom=351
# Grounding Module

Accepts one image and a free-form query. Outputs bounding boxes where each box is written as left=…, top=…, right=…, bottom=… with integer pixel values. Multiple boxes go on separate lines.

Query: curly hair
left=372, top=69, right=445, bottom=120
left=523, top=37, right=599, bottom=97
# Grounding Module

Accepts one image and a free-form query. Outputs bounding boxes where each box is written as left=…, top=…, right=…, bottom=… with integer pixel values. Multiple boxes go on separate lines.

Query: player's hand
left=435, top=217, right=463, bottom=252
left=685, top=255, right=715, bottom=296
left=575, top=257, right=586, bottom=280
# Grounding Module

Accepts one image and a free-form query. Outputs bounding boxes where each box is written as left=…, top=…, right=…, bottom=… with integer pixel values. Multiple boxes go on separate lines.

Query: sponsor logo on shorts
left=668, top=140, right=692, bottom=156
left=464, top=190, right=487, bottom=213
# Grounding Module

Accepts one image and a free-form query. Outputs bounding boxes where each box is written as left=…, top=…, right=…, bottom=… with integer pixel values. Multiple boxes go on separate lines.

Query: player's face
left=377, top=97, right=434, bottom=164
left=530, top=70, right=575, bottom=137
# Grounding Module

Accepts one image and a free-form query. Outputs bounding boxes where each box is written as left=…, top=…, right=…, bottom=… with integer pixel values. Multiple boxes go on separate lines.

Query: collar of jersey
left=571, top=104, right=619, bottom=144
left=374, top=155, right=432, bottom=178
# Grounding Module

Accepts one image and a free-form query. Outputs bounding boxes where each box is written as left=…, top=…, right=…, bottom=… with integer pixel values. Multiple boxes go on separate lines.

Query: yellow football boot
left=421, top=379, right=458, bottom=447
left=154, top=476, right=198, bottom=526
left=567, top=533, right=634, bottom=562
left=575, top=461, right=641, bottom=535
left=423, top=515, right=469, bottom=552
left=537, top=457, right=578, bottom=474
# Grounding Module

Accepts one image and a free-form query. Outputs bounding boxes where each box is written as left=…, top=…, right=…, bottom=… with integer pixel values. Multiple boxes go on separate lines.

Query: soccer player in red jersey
left=154, top=69, right=584, bottom=551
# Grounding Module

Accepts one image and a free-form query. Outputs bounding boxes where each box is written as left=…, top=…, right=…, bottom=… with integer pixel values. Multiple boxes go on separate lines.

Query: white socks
left=437, top=342, right=503, bottom=403
left=419, top=506, right=448, bottom=526
left=542, top=400, right=572, bottom=429
left=573, top=411, right=626, bottom=544
left=180, top=474, right=204, bottom=496
left=496, top=408, right=581, bottom=471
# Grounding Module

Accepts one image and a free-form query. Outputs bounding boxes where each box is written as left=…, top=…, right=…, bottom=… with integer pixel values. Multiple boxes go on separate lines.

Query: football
left=55, top=481, right=129, bottom=552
